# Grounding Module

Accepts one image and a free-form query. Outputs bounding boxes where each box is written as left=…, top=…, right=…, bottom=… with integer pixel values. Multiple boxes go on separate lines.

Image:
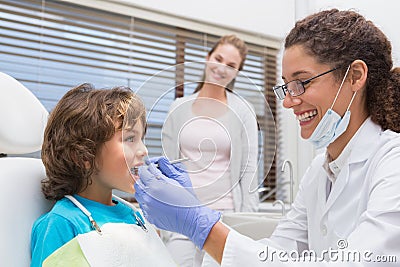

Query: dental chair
left=0, top=72, right=52, bottom=266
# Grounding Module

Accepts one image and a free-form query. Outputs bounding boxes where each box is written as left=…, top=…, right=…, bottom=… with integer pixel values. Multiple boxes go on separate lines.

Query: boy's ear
left=71, top=150, right=92, bottom=170
left=83, top=161, right=91, bottom=170
left=350, top=60, right=368, bottom=93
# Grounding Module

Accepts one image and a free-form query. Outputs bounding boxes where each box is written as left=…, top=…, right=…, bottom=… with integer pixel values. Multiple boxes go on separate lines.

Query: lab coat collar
left=348, top=117, right=382, bottom=164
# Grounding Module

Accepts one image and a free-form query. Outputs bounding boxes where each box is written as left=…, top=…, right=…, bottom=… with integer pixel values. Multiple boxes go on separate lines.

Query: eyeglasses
left=273, top=67, right=340, bottom=100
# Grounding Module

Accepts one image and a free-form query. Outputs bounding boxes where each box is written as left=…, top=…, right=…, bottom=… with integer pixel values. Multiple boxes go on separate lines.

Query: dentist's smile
left=295, top=109, right=318, bottom=126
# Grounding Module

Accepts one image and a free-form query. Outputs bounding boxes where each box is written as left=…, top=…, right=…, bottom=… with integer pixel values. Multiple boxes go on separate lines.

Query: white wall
left=119, top=0, right=295, bottom=39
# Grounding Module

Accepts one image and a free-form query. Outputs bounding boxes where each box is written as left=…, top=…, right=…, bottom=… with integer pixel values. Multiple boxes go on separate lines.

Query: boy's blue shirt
left=30, top=194, right=142, bottom=267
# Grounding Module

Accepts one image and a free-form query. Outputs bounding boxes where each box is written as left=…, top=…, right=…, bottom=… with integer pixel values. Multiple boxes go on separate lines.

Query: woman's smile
left=296, top=109, right=318, bottom=126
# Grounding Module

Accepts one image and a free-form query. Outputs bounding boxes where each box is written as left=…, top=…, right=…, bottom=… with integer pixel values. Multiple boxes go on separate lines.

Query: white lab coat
left=220, top=118, right=400, bottom=266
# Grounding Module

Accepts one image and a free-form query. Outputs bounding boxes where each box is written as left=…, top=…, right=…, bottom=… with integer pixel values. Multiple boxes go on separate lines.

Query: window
left=0, top=0, right=279, bottom=200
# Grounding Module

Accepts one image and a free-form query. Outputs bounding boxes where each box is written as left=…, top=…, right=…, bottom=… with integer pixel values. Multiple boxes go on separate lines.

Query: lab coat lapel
left=314, top=154, right=349, bottom=216
left=324, top=163, right=349, bottom=213
left=317, top=166, right=328, bottom=207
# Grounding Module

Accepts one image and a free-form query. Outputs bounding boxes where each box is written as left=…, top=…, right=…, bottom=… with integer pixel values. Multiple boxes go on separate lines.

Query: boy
left=31, top=84, right=175, bottom=266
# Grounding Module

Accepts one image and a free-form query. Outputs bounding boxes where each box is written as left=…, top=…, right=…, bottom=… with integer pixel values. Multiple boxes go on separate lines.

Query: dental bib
left=43, top=195, right=177, bottom=267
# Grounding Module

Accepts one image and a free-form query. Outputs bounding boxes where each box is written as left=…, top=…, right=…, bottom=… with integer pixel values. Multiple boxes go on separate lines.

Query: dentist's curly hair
left=285, top=9, right=400, bottom=132
left=41, top=83, right=146, bottom=200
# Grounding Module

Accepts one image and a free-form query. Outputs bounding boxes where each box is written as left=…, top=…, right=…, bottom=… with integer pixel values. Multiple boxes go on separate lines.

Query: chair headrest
left=0, top=72, right=48, bottom=154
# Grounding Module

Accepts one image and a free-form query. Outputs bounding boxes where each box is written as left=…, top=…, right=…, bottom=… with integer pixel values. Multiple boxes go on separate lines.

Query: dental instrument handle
left=154, top=157, right=189, bottom=167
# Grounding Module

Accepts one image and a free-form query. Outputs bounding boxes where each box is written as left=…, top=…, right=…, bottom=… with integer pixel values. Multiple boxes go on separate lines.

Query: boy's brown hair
left=41, top=83, right=146, bottom=200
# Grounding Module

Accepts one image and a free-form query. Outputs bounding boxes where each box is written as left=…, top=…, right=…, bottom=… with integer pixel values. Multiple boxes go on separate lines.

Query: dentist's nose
left=283, top=93, right=302, bottom=109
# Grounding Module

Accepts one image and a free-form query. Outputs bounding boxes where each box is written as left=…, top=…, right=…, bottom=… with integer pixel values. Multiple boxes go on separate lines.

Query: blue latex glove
left=135, top=161, right=221, bottom=249
left=146, top=157, right=192, bottom=189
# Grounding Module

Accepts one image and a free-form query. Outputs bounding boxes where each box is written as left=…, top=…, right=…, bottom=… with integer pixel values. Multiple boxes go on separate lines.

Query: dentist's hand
left=134, top=161, right=221, bottom=249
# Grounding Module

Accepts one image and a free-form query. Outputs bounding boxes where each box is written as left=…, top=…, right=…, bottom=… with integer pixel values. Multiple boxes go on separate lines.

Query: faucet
left=281, top=159, right=294, bottom=205
left=272, top=199, right=286, bottom=216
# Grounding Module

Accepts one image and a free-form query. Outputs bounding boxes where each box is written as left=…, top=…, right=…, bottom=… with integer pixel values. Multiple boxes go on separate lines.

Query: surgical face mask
left=309, top=65, right=356, bottom=149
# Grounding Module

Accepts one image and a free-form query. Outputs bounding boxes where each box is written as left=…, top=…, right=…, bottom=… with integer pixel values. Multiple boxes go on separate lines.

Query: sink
left=222, top=212, right=283, bottom=240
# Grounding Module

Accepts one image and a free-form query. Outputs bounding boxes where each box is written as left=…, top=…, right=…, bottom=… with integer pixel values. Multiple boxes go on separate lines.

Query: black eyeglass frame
left=273, top=67, right=340, bottom=100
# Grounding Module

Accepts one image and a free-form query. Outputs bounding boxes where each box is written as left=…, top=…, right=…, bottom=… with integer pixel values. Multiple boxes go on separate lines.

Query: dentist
left=135, top=9, right=400, bottom=266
